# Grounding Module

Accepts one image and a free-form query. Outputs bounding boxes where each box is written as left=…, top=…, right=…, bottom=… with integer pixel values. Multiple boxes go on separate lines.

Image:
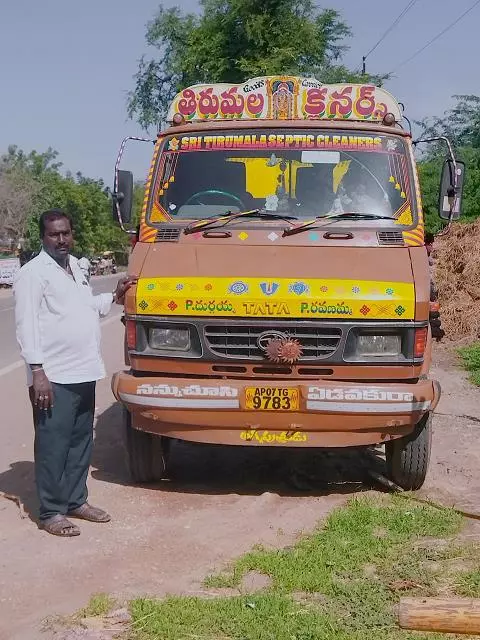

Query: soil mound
left=434, top=219, right=480, bottom=341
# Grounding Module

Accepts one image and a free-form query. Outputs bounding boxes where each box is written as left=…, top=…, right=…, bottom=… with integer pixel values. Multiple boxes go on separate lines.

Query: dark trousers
left=30, top=382, right=96, bottom=521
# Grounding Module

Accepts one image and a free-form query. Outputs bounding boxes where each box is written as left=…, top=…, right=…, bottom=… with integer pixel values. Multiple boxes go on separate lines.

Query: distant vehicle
left=90, top=251, right=116, bottom=276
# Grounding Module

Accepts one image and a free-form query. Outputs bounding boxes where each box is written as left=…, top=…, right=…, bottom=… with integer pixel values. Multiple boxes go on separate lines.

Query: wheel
left=385, top=413, right=432, bottom=490
left=123, top=408, right=169, bottom=483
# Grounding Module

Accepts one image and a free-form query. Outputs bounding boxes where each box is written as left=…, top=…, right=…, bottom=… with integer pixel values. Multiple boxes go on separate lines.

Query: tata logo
left=259, top=282, right=280, bottom=296
left=257, top=330, right=289, bottom=351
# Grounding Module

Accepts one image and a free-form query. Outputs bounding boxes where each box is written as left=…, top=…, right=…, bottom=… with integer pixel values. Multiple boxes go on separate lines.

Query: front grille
left=156, top=227, right=181, bottom=242
left=377, top=230, right=404, bottom=246
left=204, top=324, right=342, bottom=360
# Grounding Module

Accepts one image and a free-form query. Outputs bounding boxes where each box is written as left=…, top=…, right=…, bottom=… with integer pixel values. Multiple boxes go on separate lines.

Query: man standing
left=14, top=209, right=136, bottom=537
left=77, top=254, right=91, bottom=282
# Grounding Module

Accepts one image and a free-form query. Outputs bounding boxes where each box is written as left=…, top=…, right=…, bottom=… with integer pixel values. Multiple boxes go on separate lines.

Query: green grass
left=80, top=593, right=114, bottom=618
left=456, top=569, right=480, bottom=597
left=458, top=342, right=480, bottom=385
left=128, top=496, right=480, bottom=640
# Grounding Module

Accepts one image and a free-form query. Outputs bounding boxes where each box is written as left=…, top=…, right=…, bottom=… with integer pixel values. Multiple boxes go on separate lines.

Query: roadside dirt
left=0, top=329, right=479, bottom=640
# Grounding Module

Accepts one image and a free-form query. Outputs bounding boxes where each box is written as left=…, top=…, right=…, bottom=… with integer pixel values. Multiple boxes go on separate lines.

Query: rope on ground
left=367, top=470, right=480, bottom=520
left=404, top=494, right=480, bottom=522
left=436, top=412, right=480, bottom=425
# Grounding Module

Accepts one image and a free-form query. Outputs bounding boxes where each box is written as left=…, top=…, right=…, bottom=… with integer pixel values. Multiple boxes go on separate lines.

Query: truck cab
left=112, top=76, right=464, bottom=490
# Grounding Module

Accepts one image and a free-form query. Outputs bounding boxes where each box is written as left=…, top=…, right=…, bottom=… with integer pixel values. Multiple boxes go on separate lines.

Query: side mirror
left=112, top=169, right=134, bottom=224
left=439, top=159, right=465, bottom=221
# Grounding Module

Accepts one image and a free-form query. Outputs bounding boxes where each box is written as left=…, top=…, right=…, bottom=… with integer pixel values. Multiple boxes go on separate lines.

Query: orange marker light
left=126, top=320, right=137, bottom=350
left=382, top=112, right=396, bottom=126
left=414, top=327, right=428, bottom=358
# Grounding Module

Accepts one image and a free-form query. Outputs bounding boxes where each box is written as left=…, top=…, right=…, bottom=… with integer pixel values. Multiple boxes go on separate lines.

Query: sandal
left=67, top=503, right=111, bottom=523
left=40, top=515, right=80, bottom=537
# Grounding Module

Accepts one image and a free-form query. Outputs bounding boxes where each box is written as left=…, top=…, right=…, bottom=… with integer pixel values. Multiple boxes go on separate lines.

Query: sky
left=1, top=0, right=478, bottom=185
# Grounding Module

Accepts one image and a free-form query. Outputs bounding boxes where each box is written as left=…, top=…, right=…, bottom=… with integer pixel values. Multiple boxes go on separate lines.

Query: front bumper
left=112, top=372, right=440, bottom=447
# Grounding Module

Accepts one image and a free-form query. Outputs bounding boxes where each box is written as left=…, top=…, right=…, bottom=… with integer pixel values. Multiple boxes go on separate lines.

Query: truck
left=111, top=76, right=465, bottom=490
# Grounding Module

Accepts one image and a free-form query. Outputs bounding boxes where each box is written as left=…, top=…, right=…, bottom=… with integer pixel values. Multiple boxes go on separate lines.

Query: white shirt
left=14, top=250, right=114, bottom=385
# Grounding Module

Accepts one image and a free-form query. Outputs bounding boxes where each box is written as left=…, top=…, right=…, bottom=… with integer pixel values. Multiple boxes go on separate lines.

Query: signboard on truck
left=167, top=77, right=403, bottom=123
left=0, top=257, right=20, bottom=286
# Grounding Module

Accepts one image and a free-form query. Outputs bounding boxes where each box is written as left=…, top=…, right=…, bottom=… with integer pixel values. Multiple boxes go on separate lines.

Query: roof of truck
left=166, top=76, right=403, bottom=125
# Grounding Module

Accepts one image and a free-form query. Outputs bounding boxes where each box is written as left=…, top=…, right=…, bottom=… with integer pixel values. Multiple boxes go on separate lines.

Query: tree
left=0, top=145, right=132, bottom=257
left=25, top=171, right=129, bottom=257
left=132, top=182, right=146, bottom=226
left=0, top=157, right=40, bottom=247
left=416, top=95, right=480, bottom=233
left=417, top=95, right=480, bottom=150
left=128, top=0, right=385, bottom=129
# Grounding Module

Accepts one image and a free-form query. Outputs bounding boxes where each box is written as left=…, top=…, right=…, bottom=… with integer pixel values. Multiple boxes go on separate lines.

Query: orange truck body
left=112, top=76, right=442, bottom=487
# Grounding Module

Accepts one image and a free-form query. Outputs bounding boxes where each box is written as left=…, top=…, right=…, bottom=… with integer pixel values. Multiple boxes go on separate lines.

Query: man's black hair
left=39, top=209, right=73, bottom=237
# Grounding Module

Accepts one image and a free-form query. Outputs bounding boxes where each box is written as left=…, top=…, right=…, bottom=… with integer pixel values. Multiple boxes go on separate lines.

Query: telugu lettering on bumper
left=112, top=374, right=439, bottom=416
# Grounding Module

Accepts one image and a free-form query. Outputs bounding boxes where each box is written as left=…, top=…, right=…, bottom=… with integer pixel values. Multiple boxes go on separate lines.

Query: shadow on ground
left=0, top=461, right=38, bottom=523
left=0, top=401, right=385, bottom=524
left=91, top=402, right=383, bottom=498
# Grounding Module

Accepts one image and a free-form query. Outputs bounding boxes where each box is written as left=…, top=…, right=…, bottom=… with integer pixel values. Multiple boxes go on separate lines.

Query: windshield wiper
left=282, top=212, right=395, bottom=237
left=184, top=209, right=298, bottom=235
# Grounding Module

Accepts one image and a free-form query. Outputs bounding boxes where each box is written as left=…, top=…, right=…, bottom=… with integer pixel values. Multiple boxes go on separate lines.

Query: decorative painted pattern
left=136, top=277, right=415, bottom=319
left=402, top=140, right=425, bottom=247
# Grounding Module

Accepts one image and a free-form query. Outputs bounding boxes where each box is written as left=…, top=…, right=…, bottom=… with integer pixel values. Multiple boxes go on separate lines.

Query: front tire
left=385, top=413, right=432, bottom=490
left=123, top=408, right=169, bottom=483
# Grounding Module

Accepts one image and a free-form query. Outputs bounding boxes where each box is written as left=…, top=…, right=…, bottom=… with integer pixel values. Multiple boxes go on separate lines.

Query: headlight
left=356, top=334, right=401, bottom=357
left=149, top=327, right=191, bottom=351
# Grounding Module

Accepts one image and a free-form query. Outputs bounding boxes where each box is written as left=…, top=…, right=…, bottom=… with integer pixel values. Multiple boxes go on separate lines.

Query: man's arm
left=13, top=269, right=54, bottom=410
left=92, top=276, right=138, bottom=317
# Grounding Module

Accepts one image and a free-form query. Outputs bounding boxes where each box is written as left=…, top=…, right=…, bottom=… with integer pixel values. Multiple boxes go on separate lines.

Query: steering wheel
left=184, top=189, right=245, bottom=209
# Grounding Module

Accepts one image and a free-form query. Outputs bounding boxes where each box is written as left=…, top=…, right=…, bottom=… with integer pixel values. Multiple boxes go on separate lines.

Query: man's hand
left=113, top=276, right=138, bottom=305
left=32, top=369, right=54, bottom=411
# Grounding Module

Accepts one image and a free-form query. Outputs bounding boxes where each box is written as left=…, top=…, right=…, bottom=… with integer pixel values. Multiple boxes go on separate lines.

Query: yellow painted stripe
left=139, top=231, right=157, bottom=243
left=136, top=277, right=415, bottom=320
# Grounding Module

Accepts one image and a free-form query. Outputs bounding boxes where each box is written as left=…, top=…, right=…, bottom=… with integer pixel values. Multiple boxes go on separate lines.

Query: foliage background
left=0, top=146, right=144, bottom=259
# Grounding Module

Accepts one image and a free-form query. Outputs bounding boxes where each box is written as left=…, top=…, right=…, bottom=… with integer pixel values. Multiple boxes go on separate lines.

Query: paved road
left=0, top=275, right=122, bottom=374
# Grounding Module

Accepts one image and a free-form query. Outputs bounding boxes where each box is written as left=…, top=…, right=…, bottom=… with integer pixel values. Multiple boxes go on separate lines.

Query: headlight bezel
left=149, top=326, right=191, bottom=351
left=128, top=319, right=202, bottom=358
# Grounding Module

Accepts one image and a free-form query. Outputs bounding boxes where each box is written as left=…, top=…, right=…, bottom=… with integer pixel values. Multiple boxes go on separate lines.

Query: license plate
left=245, top=387, right=299, bottom=411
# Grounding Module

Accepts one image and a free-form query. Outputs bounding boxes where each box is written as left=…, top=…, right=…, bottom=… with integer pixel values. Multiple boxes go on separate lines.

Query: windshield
left=150, top=129, right=416, bottom=226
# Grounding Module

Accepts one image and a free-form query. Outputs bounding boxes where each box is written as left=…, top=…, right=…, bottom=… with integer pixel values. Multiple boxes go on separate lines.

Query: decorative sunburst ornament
left=265, top=337, right=303, bottom=364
